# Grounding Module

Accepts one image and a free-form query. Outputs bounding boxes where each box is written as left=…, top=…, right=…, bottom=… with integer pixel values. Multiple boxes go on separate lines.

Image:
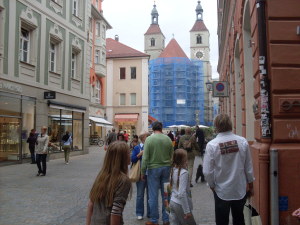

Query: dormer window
left=197, top=35, right=202, bottom=44
left=151, top=38, right=155, bottom=47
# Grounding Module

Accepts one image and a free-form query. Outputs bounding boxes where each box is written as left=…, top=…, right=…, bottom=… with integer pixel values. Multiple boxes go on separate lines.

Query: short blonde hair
left=214, top=114, right=232, bottom=133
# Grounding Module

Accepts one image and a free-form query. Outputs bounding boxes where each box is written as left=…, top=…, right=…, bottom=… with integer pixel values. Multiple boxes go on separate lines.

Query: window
left=49, top=43, right=56, bottom=72
left=20, top=28, right=30, bottom=63
left=73, top=0, right=78, bottom=16
left=130, top=67, right=136, bottom=79
left=197, top=35, right=202, bottom=44
left=102, top=25, right=106, bottom=39
left=101, top=51, right=105, bottom=64
left=95, top=50, right=100, bottom=64
left=89, top=18, right=92, bottom=32
left=151, top=38, right=155, bottom=47
left=120, top=93, right=125, bottom=105
left=95, top=79, right=101, bottom=103
left=71, top=52, right=76, bottom=78
left=120, top=67, right=126, bottom=79
left=130, top=93, right=136, bottom=105
left=96, top=22, right=100, bottom=36
left=95, top=0, right=98, bottom=7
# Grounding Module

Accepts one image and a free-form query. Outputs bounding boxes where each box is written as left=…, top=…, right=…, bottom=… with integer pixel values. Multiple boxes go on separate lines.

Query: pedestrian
left=141, top=121, right=173, bottom=225
left=106, top=128, right=117, bottom=145
left=27, top=129, right=37, bottom=164
left=178, top=127, right=199, bottom=187
left=131, top=132, right=151, bottom=220
left=174, top=129, right=185, bottom=150
left=203, top=114, right=255, bottom=225
left=35, top=126, right=49, bottom=176
left=169, top=149, right=196, bottom=225
left=195, top=126, right=205, bottom=157
left=123, top=130, right=129, bottom=143
left=86, top=141, right=131, bottom=225
left=117, top=133, right=125, bottom=142
left=130, top=135, right=139, bottom=151
left=167, top=131, right=174, bottom=141
left=62, top=131, right=72, bottom=165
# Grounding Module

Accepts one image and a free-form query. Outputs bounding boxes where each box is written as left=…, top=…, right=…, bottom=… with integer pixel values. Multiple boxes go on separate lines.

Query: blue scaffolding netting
left=149, top=57, right=205, bottom=127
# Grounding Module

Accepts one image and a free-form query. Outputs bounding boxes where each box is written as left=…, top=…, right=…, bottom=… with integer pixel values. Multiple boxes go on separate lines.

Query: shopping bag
left=244, top=200, right=262, bottom=225
left=129, top=160, right=141, bottom=182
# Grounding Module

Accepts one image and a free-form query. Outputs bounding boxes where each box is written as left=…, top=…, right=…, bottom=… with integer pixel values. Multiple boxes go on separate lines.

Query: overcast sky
left=102, top=0, right=219, bottom=78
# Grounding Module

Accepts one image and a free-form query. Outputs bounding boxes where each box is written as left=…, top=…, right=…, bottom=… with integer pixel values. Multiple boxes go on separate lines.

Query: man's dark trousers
left=213, top=192, right=246, bottom=225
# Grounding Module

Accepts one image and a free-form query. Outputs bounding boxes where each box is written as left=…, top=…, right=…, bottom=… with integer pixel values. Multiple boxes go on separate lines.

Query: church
left=145, top=1, right=213, bottom=126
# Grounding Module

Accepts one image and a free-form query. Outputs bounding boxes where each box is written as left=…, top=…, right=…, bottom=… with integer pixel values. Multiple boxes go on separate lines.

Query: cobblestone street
left=0, top=147, right=215, bottom=225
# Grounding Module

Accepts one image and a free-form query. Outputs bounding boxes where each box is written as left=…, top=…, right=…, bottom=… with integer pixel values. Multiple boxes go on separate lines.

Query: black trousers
left=36, top=154, right=47, bottom=175
left=213, top=191, right=246, bottom=225
left=29, top=146, right=35, bottom=163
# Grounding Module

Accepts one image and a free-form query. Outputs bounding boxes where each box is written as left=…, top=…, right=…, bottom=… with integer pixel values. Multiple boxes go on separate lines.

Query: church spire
left=196, top=1, right=203, bottom=21
left=151, top=3, right=159, bottom=24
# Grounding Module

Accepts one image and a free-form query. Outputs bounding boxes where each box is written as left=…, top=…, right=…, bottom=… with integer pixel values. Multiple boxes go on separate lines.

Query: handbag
left=129, top=160, right=141, bottom=182
left=244, top=199, right=262, bottom=225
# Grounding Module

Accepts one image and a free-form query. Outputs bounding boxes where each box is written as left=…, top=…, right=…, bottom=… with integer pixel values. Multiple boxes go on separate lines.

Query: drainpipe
left=256, top=0, right=271, bottom=138
left=270, top=149, right=279, bottom=225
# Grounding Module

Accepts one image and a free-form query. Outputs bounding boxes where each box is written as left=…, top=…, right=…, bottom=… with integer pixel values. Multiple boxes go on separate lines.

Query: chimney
left=115, top=35, right=119, bottom=41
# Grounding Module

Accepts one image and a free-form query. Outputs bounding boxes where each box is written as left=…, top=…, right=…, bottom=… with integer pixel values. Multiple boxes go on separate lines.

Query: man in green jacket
left=178, top=127, right=200, bottom=187
left=141, top=121, right=173, bottom=225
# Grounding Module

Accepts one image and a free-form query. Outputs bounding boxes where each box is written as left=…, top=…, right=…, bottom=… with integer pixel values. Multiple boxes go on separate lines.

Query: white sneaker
left=137, top=216, right=143, bottom=220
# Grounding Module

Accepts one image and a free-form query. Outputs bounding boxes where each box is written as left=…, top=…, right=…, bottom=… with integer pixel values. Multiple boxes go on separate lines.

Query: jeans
left=29, top=146, right=35, bottom=163
left=147, top=166, right=171, bottom=224
left=136, top=178, right=150, bottom=217
left=36, top=154, right=47, bottom=175
left=213, top=192, right=247, bottom=225
left=63, top=145, right=71, bottom=162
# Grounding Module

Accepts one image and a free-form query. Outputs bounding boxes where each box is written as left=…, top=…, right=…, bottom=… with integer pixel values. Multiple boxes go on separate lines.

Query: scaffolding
left=149, top=57, right=205, bottom=127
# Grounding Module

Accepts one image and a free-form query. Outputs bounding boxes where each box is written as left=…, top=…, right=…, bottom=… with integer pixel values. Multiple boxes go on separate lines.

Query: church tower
left=190, top=1, right=213, bottom=125
left=144, top=4, right=165, bottom=60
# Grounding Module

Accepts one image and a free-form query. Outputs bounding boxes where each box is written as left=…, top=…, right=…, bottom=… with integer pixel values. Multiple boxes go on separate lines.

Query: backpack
left=182, top=135, right=193, bottom=152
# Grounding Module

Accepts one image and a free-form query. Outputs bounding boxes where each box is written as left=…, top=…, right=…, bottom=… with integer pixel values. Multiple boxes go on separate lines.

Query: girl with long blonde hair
left=86, top=141, right=131, bottom=225
left=169, top=149, right=196, bottom=225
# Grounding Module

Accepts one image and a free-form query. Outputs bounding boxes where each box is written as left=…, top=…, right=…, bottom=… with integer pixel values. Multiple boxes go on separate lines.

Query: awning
left=89, top=116, right=113, bottom=126
left=148, top=115, right=158, bottom=122
left=48, top=100, right=86, bottom=113
left=115, top=113, right=139, bottom=122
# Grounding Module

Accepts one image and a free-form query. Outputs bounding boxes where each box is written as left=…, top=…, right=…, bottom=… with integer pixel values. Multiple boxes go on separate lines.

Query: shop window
left=95, top=50, right=100, bottom=64
left=151, top=38, right=155, bottom=47
left=196, top=35, right=202, bottom=44
left=130, top=93, right=136, bottom=105
left=0, top=94, right=21, bottom=116
left=131, top=67, right=136, bottom=79
left=120, top=93, right=126, bottom=105
left=22, top=98, right=35, bottom=158
left=120, top=67, right=126, bottom=79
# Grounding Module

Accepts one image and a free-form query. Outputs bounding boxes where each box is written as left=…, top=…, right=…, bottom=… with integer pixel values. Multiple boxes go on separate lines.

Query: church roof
left=106, top=38, right=149, bottom=59
left=158, top=38, right=188, bottom=58
left=190, top=20, right=208, bottom=32
left=144, top=24, right=164, bottom=36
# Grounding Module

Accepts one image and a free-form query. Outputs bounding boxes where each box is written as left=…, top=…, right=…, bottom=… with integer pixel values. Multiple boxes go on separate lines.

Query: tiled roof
left=144, top=24, right=164, bottom=36
left=158, top=38, right=188, bottom=58
left=106, top=38, right=149, bottom=59
left=190, top=20, right=208, bottom=32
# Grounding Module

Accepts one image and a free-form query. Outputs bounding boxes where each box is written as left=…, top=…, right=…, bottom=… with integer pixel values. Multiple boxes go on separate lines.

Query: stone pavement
left=0, top=147, right=215, bottom=225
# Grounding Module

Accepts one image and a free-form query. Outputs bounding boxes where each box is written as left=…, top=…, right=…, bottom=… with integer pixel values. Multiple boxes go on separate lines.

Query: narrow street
left=0, top=146, right=215, bottom=225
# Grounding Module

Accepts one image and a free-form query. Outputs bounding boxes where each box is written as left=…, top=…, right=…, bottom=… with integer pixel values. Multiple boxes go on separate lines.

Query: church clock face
left=195, top=50, right=204, bottom=59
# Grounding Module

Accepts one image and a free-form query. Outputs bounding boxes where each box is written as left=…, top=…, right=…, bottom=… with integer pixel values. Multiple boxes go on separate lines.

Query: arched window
left=196, top=35, right=202, bottom=44
left=151, top=38, right=155, bottom=47
left=95, top=79, right=101, bottom=104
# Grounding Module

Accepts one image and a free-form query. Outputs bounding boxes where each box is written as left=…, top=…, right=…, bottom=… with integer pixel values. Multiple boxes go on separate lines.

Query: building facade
left=149, top=39, right=205, bottom=127
left=217, top=0, right=300, bottom=224
left=190, top=1, right=213, bottom=126
left=88, top=0, right=112, bottom=138
left=106, top=37, right=149, bottom=139
left=0, top=0, right=90, bottom=163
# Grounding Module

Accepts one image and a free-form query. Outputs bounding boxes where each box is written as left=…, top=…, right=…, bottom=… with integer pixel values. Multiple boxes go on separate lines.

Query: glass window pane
left=73, top=119, right=82, bottom=150
left=131, top=93, right=136, bottom=105
left=0, top=95, right=21, bottom=116
left=73, top=112, right=82, bottom=119
left=120, top=94, right=125, bottom=105
left=61, top=110, right=72, bottom=119
left=22, top=99, right=35, bottom=158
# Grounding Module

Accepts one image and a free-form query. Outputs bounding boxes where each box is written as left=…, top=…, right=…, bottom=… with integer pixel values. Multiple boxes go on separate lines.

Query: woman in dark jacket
left=27, top=129, right=37, bottom=164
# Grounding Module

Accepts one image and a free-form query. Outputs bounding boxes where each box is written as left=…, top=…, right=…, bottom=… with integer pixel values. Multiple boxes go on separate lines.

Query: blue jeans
left=147, top=166, right=171, bottom=224
left=136, top=178, right=150, bottom=217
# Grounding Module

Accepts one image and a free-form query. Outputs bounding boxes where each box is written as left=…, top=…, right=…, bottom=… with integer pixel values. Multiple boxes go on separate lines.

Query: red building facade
left=217, top=0, right=300, bottom=224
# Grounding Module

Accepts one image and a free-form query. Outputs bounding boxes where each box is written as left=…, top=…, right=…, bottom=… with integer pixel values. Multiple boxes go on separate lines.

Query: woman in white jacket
left=35, top=126, right=49, bottom=176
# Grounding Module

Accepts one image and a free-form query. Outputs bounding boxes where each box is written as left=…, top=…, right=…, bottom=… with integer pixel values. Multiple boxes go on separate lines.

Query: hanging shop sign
left=44, top=91, right=56, bottom=99
left=212, top=81, right=229, bottom=97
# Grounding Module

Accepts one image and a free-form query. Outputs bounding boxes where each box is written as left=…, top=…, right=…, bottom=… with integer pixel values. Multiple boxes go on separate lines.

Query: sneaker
left=36, top=173, right=40, bottom=176
left=190, top=183, right=194, bottom=187
left=40, top=173, right=45, bottom=176
left=137, top=216, right=143, bottom=220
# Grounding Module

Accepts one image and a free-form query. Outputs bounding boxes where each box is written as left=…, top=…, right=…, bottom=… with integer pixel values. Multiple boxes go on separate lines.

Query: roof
left=144, top=24, right=164, bottom=36
left=190, top=20, right=208, bottom=32
left=158, top=38, right=188, bottom=58
left=106, top=38, right=149, bottom=59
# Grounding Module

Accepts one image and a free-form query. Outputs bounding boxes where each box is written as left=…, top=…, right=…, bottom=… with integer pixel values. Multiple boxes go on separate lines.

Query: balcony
left=95, top=63, right=106, bottom=77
